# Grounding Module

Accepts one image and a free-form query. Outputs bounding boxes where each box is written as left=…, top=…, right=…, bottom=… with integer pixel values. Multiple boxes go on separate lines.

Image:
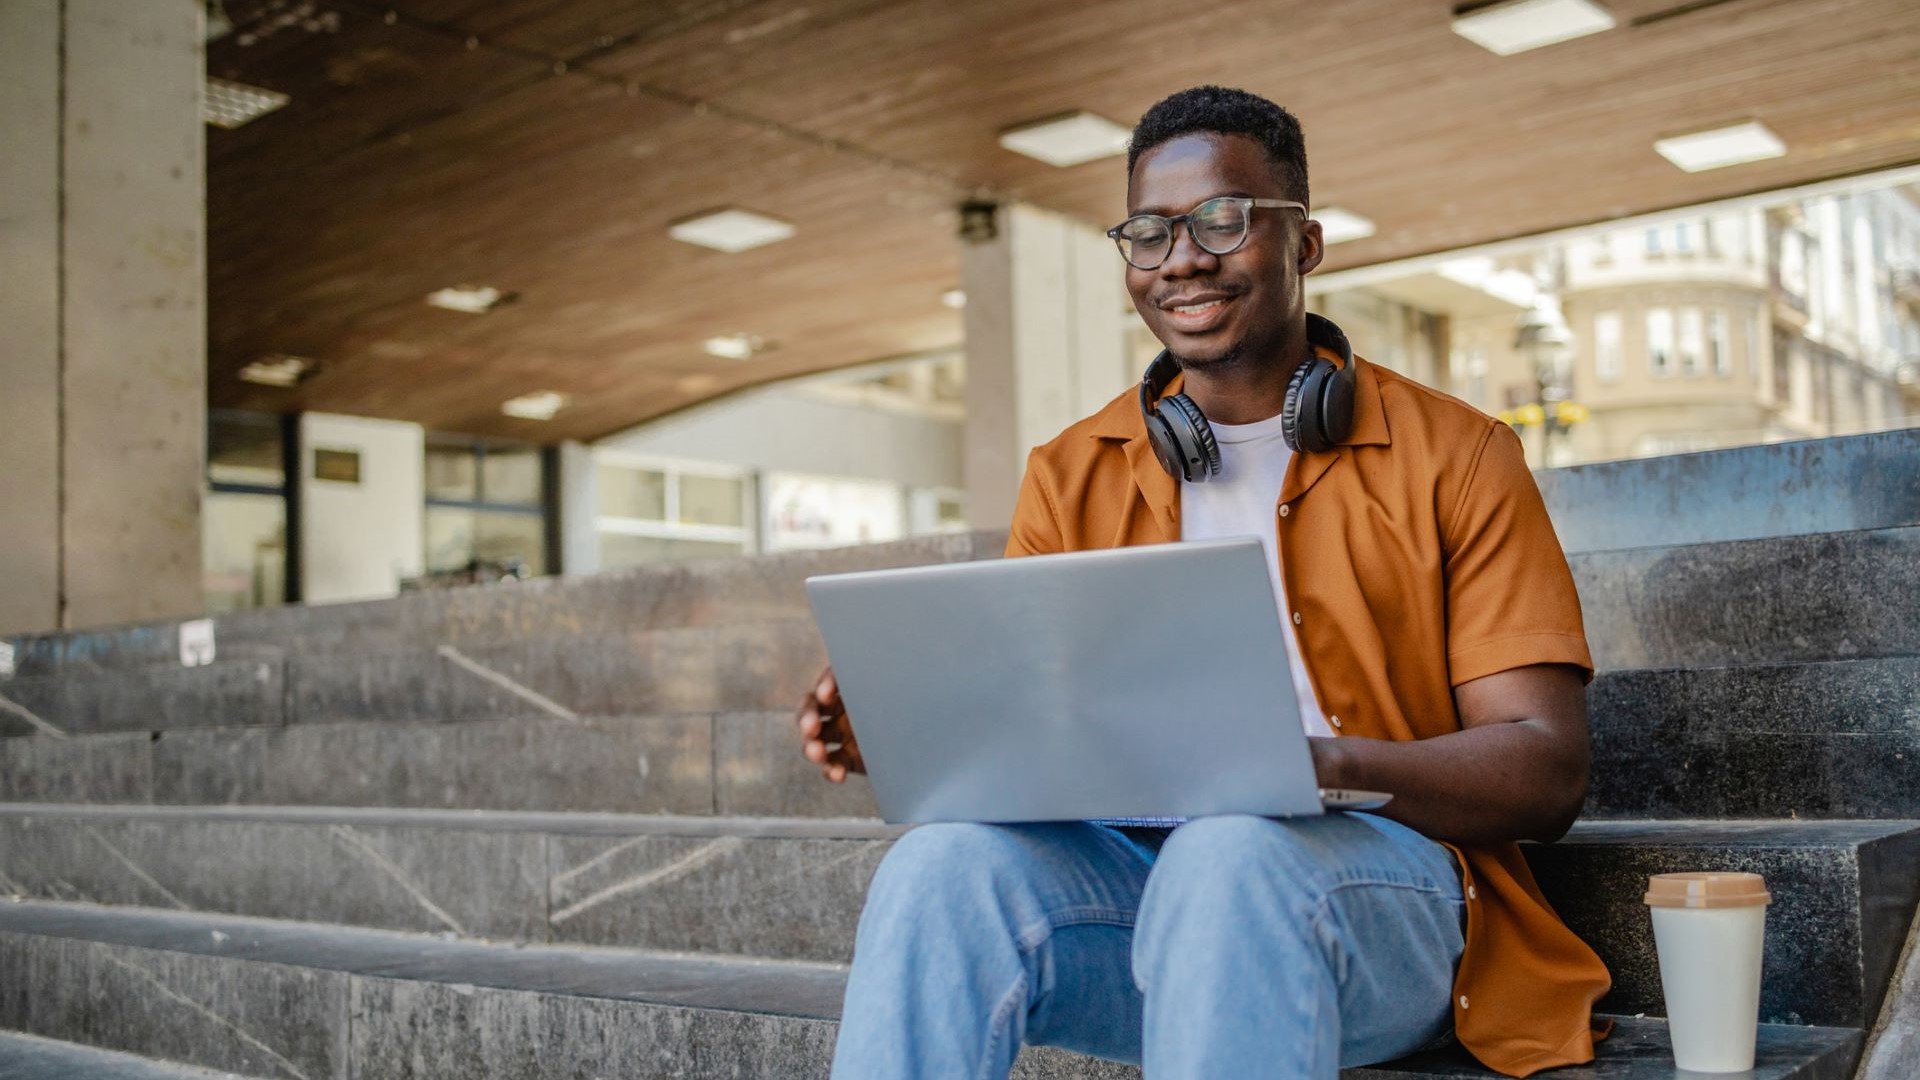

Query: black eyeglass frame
left=1105, top=197, right=1308, bottom=271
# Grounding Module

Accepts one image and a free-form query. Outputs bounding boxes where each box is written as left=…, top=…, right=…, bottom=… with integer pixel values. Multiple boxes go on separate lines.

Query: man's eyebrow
left=1126, top=190, right=1260, bottom=216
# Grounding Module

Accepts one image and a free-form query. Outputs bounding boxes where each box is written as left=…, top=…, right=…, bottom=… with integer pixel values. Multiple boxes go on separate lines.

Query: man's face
left=1123, top=133, right=1323, bottom=367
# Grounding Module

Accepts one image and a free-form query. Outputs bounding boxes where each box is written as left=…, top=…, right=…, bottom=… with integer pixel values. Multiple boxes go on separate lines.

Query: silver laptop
left=805, top=537, right=1390, bottom=824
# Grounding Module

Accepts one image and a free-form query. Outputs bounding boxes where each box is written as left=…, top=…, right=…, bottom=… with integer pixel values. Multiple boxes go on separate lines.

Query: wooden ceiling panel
left=205, top=0, right=1920, bottom=440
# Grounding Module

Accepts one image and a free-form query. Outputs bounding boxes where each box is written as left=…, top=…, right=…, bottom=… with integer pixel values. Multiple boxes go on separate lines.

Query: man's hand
left=795, top=666, right=866, bottom=784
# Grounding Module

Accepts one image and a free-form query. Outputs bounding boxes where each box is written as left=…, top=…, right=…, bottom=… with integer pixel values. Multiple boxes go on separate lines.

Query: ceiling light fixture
left=703, top=334, right=769, bottom=360
left=941, top=289, right=967, bottom=310
left=1451, top=0, right=1615, bottom=56
left=668, top=208, right=795, bottom=253
left=426, top=285, right=516, bottom=314
left=501, top=390, right=570, bottom=421
left=237, top=354, right=315, bottom=387
left=204, top=77, right=290, bottom=128
left=998, top=112, right=1132, bottom=168
left=1314, top=207, right=1378, bottom=245
left=1653, top=120, right=1787, bottom=173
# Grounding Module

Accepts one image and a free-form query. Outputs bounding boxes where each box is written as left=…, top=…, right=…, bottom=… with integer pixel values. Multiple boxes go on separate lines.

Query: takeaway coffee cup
left=1644, top=871, right=1772, bottom=1073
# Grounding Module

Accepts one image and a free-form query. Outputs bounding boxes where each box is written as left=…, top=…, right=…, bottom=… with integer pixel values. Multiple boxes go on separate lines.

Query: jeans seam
left=1011, top=905, right=1138, bottom=952
left=979, top=972, right=1027, bottom=1080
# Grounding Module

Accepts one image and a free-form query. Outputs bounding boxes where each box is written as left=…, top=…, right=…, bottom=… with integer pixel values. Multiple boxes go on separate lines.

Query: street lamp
left=1514, top=294, right=1577, bottom=464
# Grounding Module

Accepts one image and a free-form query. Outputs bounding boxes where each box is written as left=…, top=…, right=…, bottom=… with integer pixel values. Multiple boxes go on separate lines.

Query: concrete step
left=0, top=1033, right=265, bottom=1079
left=1, top=806, right=1912, bottom=1031
left=1585, top=656, right=1920, bottom=820
left=1538, top=428, right=1920, bottom=555
left=0, top=710, right=880, bottom=816
left=0, top=532, right=999, bottom=680
left=1575, top=525, right=1920, bottom=671
left=0, top=899, right=1863, bottom=1080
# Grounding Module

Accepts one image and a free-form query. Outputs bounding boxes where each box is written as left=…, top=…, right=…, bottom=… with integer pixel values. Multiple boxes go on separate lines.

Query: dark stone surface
left=3, top=532, right=992, bottom=679
left=0, top=732, right=151, bottom=803
left=1858, top=906, right=1920, bottom=1080
left=148, top=714, right=712, bottom=812
left=0, top=1032, right=265, bottom=1079
left=545, top=832, right=887, bottom=961
left=0, top=932, right=345, bottom=1079
left=283, top=620, right=825, bottom=725
left=1538, top=428, right=1920, bottom=555
left=0, top=899, right=1865, bottom=1080
left=0, top=660, right=283, bottom=738
left=714, top=711, right=882, bottom=818
left=0, top=814, right=548, bottom=941
left=1526, top=820, right=1920, bottom=1030
left=1346, top=1017, right=1861, bottom=1080
left=1585, top=657, right=1920, bottom=819
left=1573, top=527, right=1920, bottom=671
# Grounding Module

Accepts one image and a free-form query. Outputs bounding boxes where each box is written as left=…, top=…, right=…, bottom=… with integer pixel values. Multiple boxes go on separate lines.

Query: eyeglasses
left=1106, top=196, right=1306, bottom=271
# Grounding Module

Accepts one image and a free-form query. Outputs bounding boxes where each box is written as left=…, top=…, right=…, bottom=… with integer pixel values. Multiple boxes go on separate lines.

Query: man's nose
left=1158, top=221, right=1220, bottom=278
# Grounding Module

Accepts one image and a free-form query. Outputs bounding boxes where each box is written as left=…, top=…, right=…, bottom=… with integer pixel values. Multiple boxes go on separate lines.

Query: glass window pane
left=425, top=508, right=546, bottom=576
left=598, top=464, right=667, bottom=520
left=679, top=473, right=744, bottom=526
left=208, top=414, right=284, bottom=488
left=599, top=532, right=744, bottom=569
left=424, top=506, right=476, bottom=573
left=425, top=446, right=478, bottom=502
left=764, top=473, right=904, bottom=551
left=481, top=448, right=542, bottom=506
left=203, top=490, right=285, bottom=613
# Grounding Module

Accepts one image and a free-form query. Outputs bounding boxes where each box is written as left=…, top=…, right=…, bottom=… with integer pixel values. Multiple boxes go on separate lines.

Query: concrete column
left=961, top=203, right=1130, bottom=529
left=556, top=440, right=601, bottom=576
left=0, top=0, right=205, bottom=635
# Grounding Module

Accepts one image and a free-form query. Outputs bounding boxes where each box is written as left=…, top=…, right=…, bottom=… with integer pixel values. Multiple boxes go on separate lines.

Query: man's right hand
left=795, top=666, right=866, bottom=784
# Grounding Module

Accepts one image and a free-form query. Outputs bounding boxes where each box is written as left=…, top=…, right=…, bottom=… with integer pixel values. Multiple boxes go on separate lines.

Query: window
left=1708, top=311, right=1731, bottom=376
left=205, top=411, right=288, bottom=612
left=1647, top=309, right=1674, bottom=377
left=595, top=456, right=752, bottom=569
left=423, top=441, right=548, bottom=576
left=1645, top=227, right=1663, bottom=255
left=1673, top=221, right=1692, bottom=253
left=1593, top=312, right=1622, bottom=384
left=764, top=473, right=904, bottom=552
left=1678, top=308, right=1705, bottom=377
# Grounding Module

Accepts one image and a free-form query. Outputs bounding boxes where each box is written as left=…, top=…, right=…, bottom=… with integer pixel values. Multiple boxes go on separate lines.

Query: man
left=796, top=86, right=1609, bottom=1079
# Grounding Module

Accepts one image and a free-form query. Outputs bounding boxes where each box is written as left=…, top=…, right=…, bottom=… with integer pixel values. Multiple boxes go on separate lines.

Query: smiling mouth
left=1162, top=294, right=1236, bottom=331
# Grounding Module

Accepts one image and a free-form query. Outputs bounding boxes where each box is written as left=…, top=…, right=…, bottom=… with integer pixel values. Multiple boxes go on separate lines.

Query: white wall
left=299, top=413, right=424, bottom=604
left=596, top=389, right=962, bottom=491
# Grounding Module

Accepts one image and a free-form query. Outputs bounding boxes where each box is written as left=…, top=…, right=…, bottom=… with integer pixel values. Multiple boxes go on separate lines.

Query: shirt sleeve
left=1443, top=422, right=1595, bottom=686
left=1004, top=450, right=1066, bottom=558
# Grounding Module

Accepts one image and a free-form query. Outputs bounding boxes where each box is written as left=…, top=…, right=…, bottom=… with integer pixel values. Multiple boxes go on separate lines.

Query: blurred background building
left=4, top=0, right=1919, bottom=634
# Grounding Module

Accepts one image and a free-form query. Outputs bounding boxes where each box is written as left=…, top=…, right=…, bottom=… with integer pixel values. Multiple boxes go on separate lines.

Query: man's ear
left=1298, top=219, right=1326, bottom=276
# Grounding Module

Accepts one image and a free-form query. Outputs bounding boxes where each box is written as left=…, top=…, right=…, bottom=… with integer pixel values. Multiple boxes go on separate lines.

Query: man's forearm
left=1311, top=721, right=1587, bottom=846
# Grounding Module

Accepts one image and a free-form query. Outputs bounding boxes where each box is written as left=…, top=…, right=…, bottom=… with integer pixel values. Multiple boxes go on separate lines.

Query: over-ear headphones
left=1138, top=312, right=1358, bottom=482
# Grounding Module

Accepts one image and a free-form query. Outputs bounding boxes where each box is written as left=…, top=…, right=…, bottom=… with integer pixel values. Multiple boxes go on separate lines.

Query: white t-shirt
left=1179, top=410, right=1335, bottom=739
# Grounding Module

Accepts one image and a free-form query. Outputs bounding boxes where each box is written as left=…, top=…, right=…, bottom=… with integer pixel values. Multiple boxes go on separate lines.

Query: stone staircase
left=0, top=429, right=1915, bottom=1079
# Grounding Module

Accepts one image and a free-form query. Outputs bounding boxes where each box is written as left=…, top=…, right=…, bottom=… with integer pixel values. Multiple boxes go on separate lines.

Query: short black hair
left=1128, top=86, right=1309, bottom=207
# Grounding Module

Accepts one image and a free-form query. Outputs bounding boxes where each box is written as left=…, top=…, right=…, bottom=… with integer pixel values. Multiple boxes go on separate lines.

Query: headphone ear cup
left=1162, top=393, right=1221, bottom=480
left=1282, top=359, right=1321, bottom=453
left=1319, top=358, right=1357, bottom=446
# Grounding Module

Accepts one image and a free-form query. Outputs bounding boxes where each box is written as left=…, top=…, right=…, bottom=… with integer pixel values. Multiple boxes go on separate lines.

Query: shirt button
left=1467, top=885, right=1478, bottom=900
left=1278, top=504, right=1291, bottom=518
left=1459, top=995, right=1470, bottom=1010
left=1329, top=714, right=1342, bottom=729
left=1291, top=611, right=1303, bottom=625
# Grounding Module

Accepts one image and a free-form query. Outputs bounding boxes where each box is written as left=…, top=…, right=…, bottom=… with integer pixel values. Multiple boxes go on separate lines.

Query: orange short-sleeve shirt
left=1007, top=348, right=1610, bottom=1078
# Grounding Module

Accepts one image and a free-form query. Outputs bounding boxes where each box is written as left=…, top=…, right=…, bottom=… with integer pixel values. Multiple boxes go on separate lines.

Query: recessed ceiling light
left=941, top=289, right=967, bottom=310
left=501, top=390, right=570, bottom=421
left=703, top=334, right=769, bottom=360
left=1653, top=121, right=1787, bottom=173
left=426, top=285, right=516, bottom=314
left=238, top=354, right=315, bottom=387
left=668, top=208, right=795, bottom=253
left=1314, top=207, right=1377, bottom=244
left=1451, top=0, right=1615, bottom=56
left=204, top=77, right=290, bottom=129
left=999, top=112, right=1132, bottom=168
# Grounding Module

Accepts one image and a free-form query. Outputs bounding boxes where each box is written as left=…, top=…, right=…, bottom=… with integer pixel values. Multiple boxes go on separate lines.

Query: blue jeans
left=831, top=813, right=1465, bottom=1080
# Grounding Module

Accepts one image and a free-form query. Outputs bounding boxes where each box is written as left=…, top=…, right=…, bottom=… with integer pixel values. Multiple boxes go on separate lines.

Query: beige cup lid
left=1645, top=872, right=1771, bottom=908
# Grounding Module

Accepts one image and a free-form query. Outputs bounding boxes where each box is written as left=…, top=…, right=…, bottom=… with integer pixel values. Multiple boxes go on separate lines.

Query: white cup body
left=1650, top=904, right=1767, bottom=1072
